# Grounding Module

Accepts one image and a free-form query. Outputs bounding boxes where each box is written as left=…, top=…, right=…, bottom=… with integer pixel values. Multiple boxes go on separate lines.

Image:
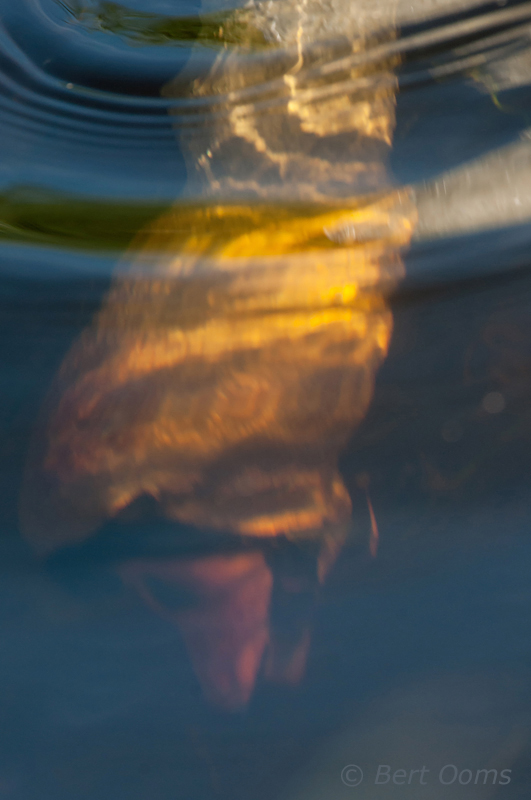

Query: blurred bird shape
left=19, top=0, right=416, bottom=707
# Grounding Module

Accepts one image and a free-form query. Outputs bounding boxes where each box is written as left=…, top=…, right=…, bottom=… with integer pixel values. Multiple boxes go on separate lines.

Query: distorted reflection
left=19, top=0, right=416, bottom=707
left=118, top=540, right=338, bottom=709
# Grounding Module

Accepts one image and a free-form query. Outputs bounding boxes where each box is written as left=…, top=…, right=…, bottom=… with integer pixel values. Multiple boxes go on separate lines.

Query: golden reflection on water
left=19, top=5, right=417, bottom=707
left=19, top=192, right=415, bottom=708
left=20, top=193, right=415, bottom=550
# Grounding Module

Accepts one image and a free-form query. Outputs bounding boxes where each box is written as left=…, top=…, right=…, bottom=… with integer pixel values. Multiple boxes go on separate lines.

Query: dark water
left=2, top=1, right=531, bottom=798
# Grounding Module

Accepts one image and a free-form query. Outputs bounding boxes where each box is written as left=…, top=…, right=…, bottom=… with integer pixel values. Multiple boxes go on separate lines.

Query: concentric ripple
left=0, top=0, right=531, bottom=265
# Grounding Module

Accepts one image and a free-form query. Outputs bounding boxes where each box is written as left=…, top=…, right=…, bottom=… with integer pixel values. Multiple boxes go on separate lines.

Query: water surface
left=2, top=1, right=531, bottom=798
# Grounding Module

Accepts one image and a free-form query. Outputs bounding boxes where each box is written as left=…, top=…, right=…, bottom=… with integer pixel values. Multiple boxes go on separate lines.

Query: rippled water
left=2, top=1, right=531, bottom=798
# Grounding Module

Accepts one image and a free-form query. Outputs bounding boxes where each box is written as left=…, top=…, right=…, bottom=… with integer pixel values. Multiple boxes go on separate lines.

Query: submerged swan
left=20, top=0, right=417, bottom=706
left=21, top=0, right=415, bottom=550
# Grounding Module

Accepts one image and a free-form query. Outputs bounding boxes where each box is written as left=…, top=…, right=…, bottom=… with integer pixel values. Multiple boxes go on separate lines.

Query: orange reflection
left=19, top=18, right=416, bottom=707
left=20, top=194, right=414, bottom=553
left=18, top=193, right=414, bottom=706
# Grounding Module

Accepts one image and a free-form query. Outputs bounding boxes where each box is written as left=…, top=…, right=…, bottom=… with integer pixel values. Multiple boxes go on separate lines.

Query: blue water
left=2, top=1, right=531, bottom=798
